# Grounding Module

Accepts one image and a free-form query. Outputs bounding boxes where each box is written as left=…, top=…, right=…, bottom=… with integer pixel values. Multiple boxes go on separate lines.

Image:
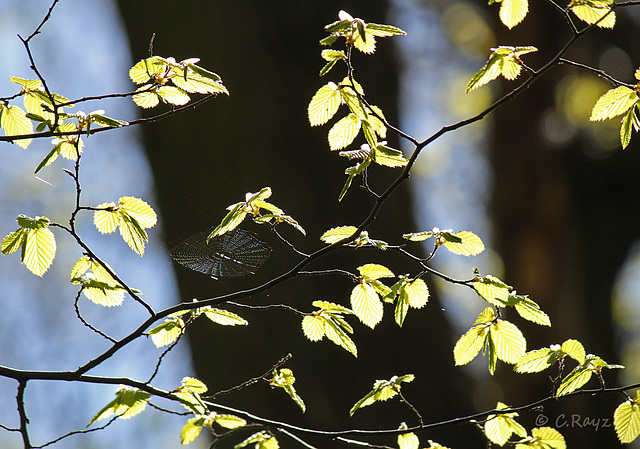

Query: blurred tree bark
left=116, top=1, right=478, bottom=447
left=481, top=2, right=640, bottom=446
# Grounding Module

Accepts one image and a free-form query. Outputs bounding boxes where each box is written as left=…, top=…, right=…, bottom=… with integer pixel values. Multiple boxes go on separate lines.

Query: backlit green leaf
left=87, top=387, right=150, bottom=426
left=506, top=295, right=551, bottom=326
left=473, top=275, right=511, bottom=306
left=404, top=278, right=429, bottom=308
left=22, top=223, right=56, bottom=277
left=441, top=231, right=485, bottom=256
left=270, top=368, right=306, bottom=412
left=466, top=53, right=504, bottom=93
left=302, top=315, right=326, bottom=341
left=202, top=308, right=248, bottom=326
left=320, top=226, right=358, bottom=244
left=313, top=300, right=353, bottom=314
left=515, top=347, right=561, bottom=373
left=590, top=86, right=638, bottom=121
left=119, top=214, right=148, bottom=256
left=367, top=23, right=407, bottom=37
left=120, top=196, right=157, bottom=229
left=308, top=82, right=341, bottom=126
left=614, top=391, right=640, bottom=443
left=71, top=258, right=126, bottom=306
left=157, top=85, right=190, bottom=106
left=621, top=107, right=637, bottom=149
left=358, top=263, right=394, bottom=281
left=484, top=402, right=527, bottom=446
left=556, top=365, right=593, bottom=397
left=570, top=0, right=615, bottom=28
left=328, top=113, right=361, bottom=150
left=213, top=414, right=246, bottom=429
left=129, top=56, right=168, bottom=84
left=351, top=283, right=383, bottom=328
left=516, top=427, right=565, bottom=449
left=492, top=320, right=526, bottom=364
left=349, top=374, right=414, bottom=416
left=1, top=228, right=28, bottom=256
left=148, top=317, right=184, bottom=348
left=374, top=144, right=408, bottom=167
left=181, top=416, right=206, bottom=445
left=181, top=377, right=208, bottom=394
left=454, top=322, right=490, bottom=366
left=234, top=431, right=279, bottom=449
left=132, top=87, right=159, bottom=108
left=94, top=202, right=121, bottom=234
left=561, top=339, right=586, bottom=363
left=498, top=0, right=529, bottom=29
left=1, top=104, right=33, bottom=149
left=398, top=431, right=420, bottom=449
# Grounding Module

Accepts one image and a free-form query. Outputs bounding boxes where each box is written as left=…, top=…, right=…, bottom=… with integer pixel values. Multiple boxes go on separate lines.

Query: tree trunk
left=116, top=1, right=478, bottom=447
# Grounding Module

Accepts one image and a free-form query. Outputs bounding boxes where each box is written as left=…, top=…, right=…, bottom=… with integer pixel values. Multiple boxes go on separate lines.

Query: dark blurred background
left=2, top=0, right=640, bottom=448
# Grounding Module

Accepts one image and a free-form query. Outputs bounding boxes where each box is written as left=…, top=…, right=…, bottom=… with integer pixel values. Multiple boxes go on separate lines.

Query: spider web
left=169, top=228, right=271, bottom=279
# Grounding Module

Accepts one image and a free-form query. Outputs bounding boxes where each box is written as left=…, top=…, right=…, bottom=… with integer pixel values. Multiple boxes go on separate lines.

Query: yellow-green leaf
left=308, top=82, right=341, bottom=126
left=353, top=29, right=377, bottom=54
left=181, top=416, right=206, bottom=445
left=129, top=56, right=168, bottom=84
left=485, top=402, right=527, bottom=446
left=515, top=347, right=560, bottom=373
left=441, top=231, right=485, bottom=256
left=202, top=307, right=247, bottom=326
left=320, top=225, right=358, bottom=244
left=358, top=263, right=394, bottom=281
left=373, top=144, right=407, bottom=168
left=302, top=315, right=326, bottom=341
left=148, top=318, right=184, bottom=348
left=23, top=225, right=56, bottom=277
left=466, top=55, right=504, bottom=93
left=270, top=368, right=306, bottom=412
left=157, top=85, right=190, bottom=106
left=499, top=0, right=529, bottom=29
left=119, top=214, right=148, bottom=256
left=234, top=431, right=279, bottom=449
left=87, top=387, right=150, bottom=426
left=1, top=104, right=33, bottom=149
left=614, top=391, right=640, bottom=443
left=506, top=295, right=551, bottom=326
left=132, top=88, right=160, bottom=108
left=571, top=0, right=615, bottom=28
left=328, top=113, right=361, bottom=150
left=590, top=86, right=638, bottom=121
left=1, top=228, right=28, bottom=255
left=516, top=427, right=565, bottom=449
left=620, top=107, right=637, bottom=149
left=181, top=377, right=208, bottom=394
left=561, top=339, right=586, bottom=363
left=404, top=278, right=429, bottom=308
left=213, top=414, right=246, bottom=429
left=454, top=323, right=490, bottom=366
left=94, top=202, right=121, bottom=234
left=398, top=432, right=420, bottom=449
left=473, top=275, right=510, bottom=306
left=556, top=366, right=592, bottom=397
left=120, top=196, right=157, bottom=229
left=349, top=375, right=414, bottom=416
left=492, top=320, right=526, bottom=364
left=351, top=283, right=383, bottom=328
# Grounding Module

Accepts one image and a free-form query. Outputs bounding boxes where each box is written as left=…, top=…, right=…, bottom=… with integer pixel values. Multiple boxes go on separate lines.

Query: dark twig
left=207, top=354, right=293, bottom=399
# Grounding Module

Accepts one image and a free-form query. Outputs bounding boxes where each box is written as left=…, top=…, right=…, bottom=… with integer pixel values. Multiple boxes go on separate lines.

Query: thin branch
left=73, top=289, right=117, bottom=343
left=34, top=416, right=118, bottom=449
left=207, top=354, right=293, bottom=399
left=22, top=0, right=59, bottom=43
left=16, top=380, right=31, bottom=449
